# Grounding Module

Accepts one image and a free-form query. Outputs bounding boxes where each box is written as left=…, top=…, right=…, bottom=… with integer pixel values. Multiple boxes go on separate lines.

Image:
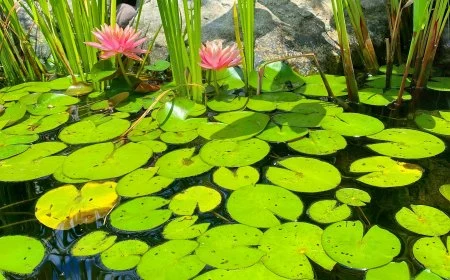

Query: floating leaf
left=139, top=140, right=167, bottom=153
left=207, top=93, right=248, bottom=112
left=322, top=221, right=401, bottom=270
left=127, top=117, right=161, bottom=142
left=59, top=118, right=130, bottom=144
left=169, top=186, right=222, bottom=215
left=163, top=216, right=210, bottom=240
left=350, top=156, right=424, bottom=187
left=71, top=231, right=117, bottom=257
left=414, top=270, right=444, bottom=280
left=63, top=142, right=153, bottom=180
left=0, top=142, right=66, bottom=182
left=145, top=60, right=171, bottom=71
left=137, top=240, right=204, bottom=280
left=0, top=235, right=45, bottom=274
left=295, top=74, right=347, bottom=97
left=256, top=122, right=308, bottom=143
left=101, top=240, right=149, bottom=271
left=288, top=130, right=347, bottom=155
left=277, top=99, right=344, bottom=116
left=0, top=132, right=38, bottom=160
left=335, top=188, right=371, bottom=206
left=155, top=148, right=213, bottom=178
left=213, top=166, right=259, bottom=190
left=379, top=64, right=414, bottom=75
left=27, top=93, right=79, bottom=115
left=365, top=261, right=410, bottom=280
left=90, top=60, right=117, bottom=82
left=116, top=167, right=174, bottom=197
left=160, top=130, right=198, bottom=144
left=259, top=222, right=336, bottom=279
left=395, top=205, right=450, bottom=236
left=307, top=200, right=351, bottom=224
left=109, top=196, right=171, bottom=232
left=321, top=113, right=385, bottom=137
left=249, top=61, right=305, bottom=92
left=65, top=82, right=93, bottom=96
left=196, top=224, right=264, bottom=269
left=359, top=88, right=411, bottom=106
left=0, top=102, right=26, bottom=127
left=440, top=184, right=450, bottom=202
left=367, top=128, right=445, bottom=159
left=427, top=77, right=450, bottom=92
left=266, top=157, right=341, bottom=193
left=3, top=112, right=69, bottom=135
left=365, top=75, right=405, bottom=89
left=272, top=111, right=325, bottom=128
left=156, top=97, right=207, bottom=132
left=413, top=237, right=450, bottom=279
left=415, top=111, right=450, bottom=136
left=195, top=263, right=286, bottom=280
left=35, top=182, right=119, bottom=230
left=227, top=184, right=303, bottom=228
left=52, top=166, right=89, bottom=184
left=216, top=67, right=245, bottom=90
left=246, top=91, right=301, bottom=112
left=200, top=139, right=270, bottom=167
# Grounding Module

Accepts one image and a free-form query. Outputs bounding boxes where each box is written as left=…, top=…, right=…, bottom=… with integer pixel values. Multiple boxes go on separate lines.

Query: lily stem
left=212, top=70, right=220, bottom=96
left=117, top=55, right=133, bottom=88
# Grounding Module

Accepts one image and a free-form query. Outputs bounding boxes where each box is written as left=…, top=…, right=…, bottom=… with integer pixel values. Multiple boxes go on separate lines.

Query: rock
left=117, top=3, right=137, bottom=28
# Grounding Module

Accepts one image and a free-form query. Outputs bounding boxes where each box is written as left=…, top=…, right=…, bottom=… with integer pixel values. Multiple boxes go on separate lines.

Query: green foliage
left=0, top=235, right=45, bottom=274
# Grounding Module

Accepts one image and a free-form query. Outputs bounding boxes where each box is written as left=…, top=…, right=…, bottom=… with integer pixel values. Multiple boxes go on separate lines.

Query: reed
left=237, top=0, right=255, bottom=91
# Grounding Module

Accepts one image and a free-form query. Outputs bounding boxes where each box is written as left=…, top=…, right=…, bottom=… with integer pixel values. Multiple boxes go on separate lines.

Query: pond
left=0, top=64, right=449, bottom=279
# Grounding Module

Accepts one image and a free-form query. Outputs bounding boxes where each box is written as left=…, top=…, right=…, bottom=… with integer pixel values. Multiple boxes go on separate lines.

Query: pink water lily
left=199, top=40, right=242, bottom=70
left=85, top=24, right=147, bottom=61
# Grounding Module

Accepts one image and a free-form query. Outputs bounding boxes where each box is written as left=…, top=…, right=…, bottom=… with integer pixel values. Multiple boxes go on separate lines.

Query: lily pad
left=101, top=240, right=149, bottom=271
left=307, top=200, right=352, bottom=224
left=35, top=182, right=119, bottom=230
left=413, top=237, right=450, bottom=279
left=0, top=235, right=45, bottom=275
left=160, top=130, right=198, bottom=144
left=277, top=99, right=344, bottom=116
left=0, top=102, right=26, bottom=127
left=52, top=166, right=89, bottom=184
left=145, top=60, right=171, bottom=71
left=365, top=75, right=405, bottom=89
left=395, top=205, right=450, bottom=236
left=156, top=97, right=207, bottom=132
left=440, top=184, right=450, bottom=202
left=3, top=112, right=69, bottom=135
left=365, top=261, right=410, bottom=280
left=227, top=184, right=303, bottom=228
left=62, top=142, right=153, bottom=180
left=0, top=142, right=66, bottom=182
left=350, top=156, right=423, bottom=187
left=139, top=140, right=167, bottom=153
left=163, top=216, right=210, bottom=240
left=116, top=167, right=174, bottom=197
left=367, top=128, right=445, bottom=159
left=322, top=221, right=401, bottom=270
left=207, top=94, right=248, bottom=112
left=59, top=118, right=130, bottom=144
left=266, top=157, right=341, bottom=193
left=65, top=82, right=93, bottom=96
left=194, top=263, right=286, bottom=280
left=137, top=240, right=205, bottom=280
left=109, top=196, right=171, bottom=232
left=415, top=270, right=445, bottom=280
left=71, top=231, right=117, bottom=257
left=155, top=148, right=213, bottom=179
left=256, top=122, right=308, bottom=143
left=246, top=91, right=301, bottom=112
left=213, top=166, right=259, bottom=190
left=27, top=93, right=79, bottom=115
left=200, top=139, right=270, bottom=167
left=335, top=188, right=371, bottom=206
left=127, top=117, right=161, bottom=142
left=295, top=74, right=348, bottom=97
left=249, top=61, right=305, bottom=92
left=359, top=88, right=411, bottom=106
left=0, top=133, right=38, bottom=160
left=272, top=111, right=325, bottom=128
left=195, top=224, right=264, bottom=269
left=169, top=186, right=222, bottom=215
left=259, top=222, right=336, bottom=279
left=320, top=113, right=385, bottom=137
left=288, top=130, right=347, bottom=155
left=415, top=111, right=450, bottom=136
left=216, top=67, right=245, bottom=90
left=427, top=77, right=450, bottom=92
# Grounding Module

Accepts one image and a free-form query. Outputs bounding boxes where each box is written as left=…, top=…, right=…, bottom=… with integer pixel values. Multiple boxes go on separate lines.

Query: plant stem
left=212, top=70, right=220, bottom=96
left=117, top=55, right=132, bottom=87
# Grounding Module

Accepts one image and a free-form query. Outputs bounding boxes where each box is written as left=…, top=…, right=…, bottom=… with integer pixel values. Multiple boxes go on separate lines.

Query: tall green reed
left=236, top=0, right=255, bottom=91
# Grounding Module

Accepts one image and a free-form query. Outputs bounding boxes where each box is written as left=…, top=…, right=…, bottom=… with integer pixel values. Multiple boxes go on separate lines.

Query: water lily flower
left=199, top=40, right=242, bottom=71
left=85, top=24, right=147, bottom=61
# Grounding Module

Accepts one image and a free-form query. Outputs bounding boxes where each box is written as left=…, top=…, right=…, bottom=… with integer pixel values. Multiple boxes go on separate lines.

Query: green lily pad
left=155, top=148, right=213, bottom=178
left=59, top=118, right=130, bottom=144
left=249, top=61, right=305, bottom=92
left=207, top=94, right=248, bottom=112
left=440, top=184, right=450, bottom=202
left=139, top=140, right=168, bottom=153
left=200, top=139, right=270, bottom=167
left=71, top=231, right=117, bottom=257
left=127, top=117, right=161, bottom=142
left=359, top=88, right=411, bottom=106
left=213, top=166, right=259, bottom=190
left=415, top=111, right=450, bottom=136
left=256, top=122, right=308, bottom=143
left=63, top=142, right=153, bottom=180
left=116, top=97, right=146, bottom=113
left=379, top=64, right=414, bottom=75
left=65, top=82, right=93, bottom=96
left=90, top=60, right=117, bottom=82
left=198, top=111, right=270, bottom=141
left=266, top=157, right=341, bottom=193
left=3, top=112, right=69, bottom=135
left=137, top=240, right=205, bottom=280
left=194, top=263, right=286, bottom=280
left=156, top=97, right=207, bottom=132
left=335, top=188, right=371, bottom=206
left=0, top=102, right=26, bottom=127
left=116, top=167, right=174, bottom=197
left=46, top=77, right=74, bottom=90
left=35, top=182, right=119, bottom=230
left=0, top=235, right=45, bottom=275
left=195, top=224, right=264, bottom=269
left=101, top=240, right=149, bottom=271
left=27, top=93, right=79, bottom=115
left=52, top=166, right=89, bottom=184
left=259, top=222, right=336, bottom=279
left=109, top=196, right=171, bottom=232
left=415, top=270, right=445, bottom=280
left=321, top=113, right=385, bottom=137
left=0, top=133, right=38, bottom=160
left=19, top=92, right=41, bottom=105
left=163, top=216, right=210, bottom=240
left=395, top=205, right=450, bottom=236
left=322, top=221, right=401, bottom=270
left=145, top=60, right=171, bottom=71
left=272, top=111, right=325, bottom=128
left=246, top=92, right=301, bottom=112
left=0, top=142, right=66, bottom=182
left=307, top=200, right=352, bottom=224
left=277, top=99, right=344, bottom=116
left=295, top=74, right=348, bottom=97
left=365, top=75, right=406, bottom=89
left=367, top=128, right=445, bottom=159
left=160, top=130, right=198, bottom=144
left=288, top=130, right=347, bottom=155
left=169, top=186, right=222, bottom=215
left=413, top=237, right=450, bottom=279
left=227, top=184, right=303, bottom=228
left=216, top=67, right=245, bottom=90
left=350, top=156, right=423, bottom=187
left=365, top=261, right=410, bottom=280
left=427, top=77, right=450, bottom=92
